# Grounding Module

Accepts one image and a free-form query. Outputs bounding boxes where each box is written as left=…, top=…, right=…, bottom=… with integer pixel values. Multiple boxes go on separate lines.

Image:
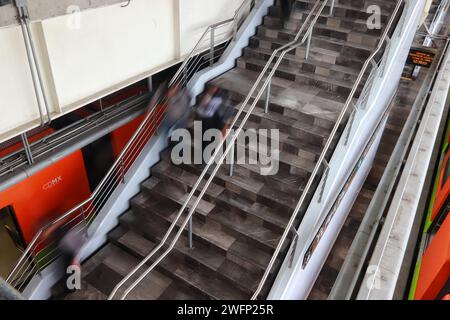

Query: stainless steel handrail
left=6, top=0, right=255, bottom=291
left=252, top=0, right=405, bottom=299
left=0, top=95, right=148, bottom=178
left=110, top=0, right=331, bottom=300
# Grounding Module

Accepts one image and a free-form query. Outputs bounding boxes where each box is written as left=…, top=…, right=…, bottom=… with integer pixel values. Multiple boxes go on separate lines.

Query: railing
left=255, top=0, right=406, bottom=299
left=6, top=0, right=255, bottom=292
left=109, top=0, right=336, bottom=300
left=0, top=94, right=149, bottom=177
left=171, top=0, right=255, bottom=87
left=423, top=0, right=449, bottom=46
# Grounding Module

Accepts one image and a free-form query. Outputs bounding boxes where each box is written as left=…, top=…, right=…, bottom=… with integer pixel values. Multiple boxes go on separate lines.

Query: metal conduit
left=16, top=2, right=52, bottom=126
left=0, top=94, right=148, bottom=182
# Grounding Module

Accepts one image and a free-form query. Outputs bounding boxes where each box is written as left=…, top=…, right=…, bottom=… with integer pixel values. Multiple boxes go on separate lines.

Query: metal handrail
left=110, top=0, right=332, bottom=300
left=252, top=0, right=405, bottom=299
left=6, top=0, right=255, bottom=291
left=0, top=95, right=148, bottom=178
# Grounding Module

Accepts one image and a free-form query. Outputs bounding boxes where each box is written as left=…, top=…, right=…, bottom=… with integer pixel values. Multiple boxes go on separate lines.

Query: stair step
left=152, top=160, right=291, bottom=231
left=237, top=118, right=323, bottom=161
left=235, top=133, right=316, bottom=179
left=137, top=180, right=283, bottom=254
left=208, top=69, right=346, bottom=142
left=249, top=33, right=371, bottom=81
left=293, top=0, right=393, bottom=23
left=256, top=24, right=376, bottom=61
left=243, top=45, right=361, bottom=83
left=130, top=192, right=280, bottom=265
left=120, top=213, right=262, bottom=296
left=143, top=176, right=216, bottom=217
left=259, top=19, right=379, bottom=50
left=238, top=55, right=358, bottom=97
left=235, top=58, right=356, bottom=119
left=160, top=148, right=302, bottom=212
left=111, top=224, right=249, bottom=300
left=264, top=7, right=385, bottom=36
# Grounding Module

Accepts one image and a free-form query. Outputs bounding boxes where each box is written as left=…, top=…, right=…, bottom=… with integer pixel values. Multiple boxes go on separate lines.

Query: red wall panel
left=0, top=150, right=91, bottom=244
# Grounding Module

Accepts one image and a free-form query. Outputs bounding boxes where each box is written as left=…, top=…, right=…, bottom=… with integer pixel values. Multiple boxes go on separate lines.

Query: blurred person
left=40, top=216, right=88, bottom=278
left=196, top=87, right=233, bottom=135
left=280, top=0, right=293, bottom=25
left=161, top=83, right=192, bottom=136
left=196, top=87, right=235, bottom=161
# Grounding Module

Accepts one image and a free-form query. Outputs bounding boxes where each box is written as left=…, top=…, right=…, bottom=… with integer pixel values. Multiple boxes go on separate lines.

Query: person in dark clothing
left=195, top=87, right=234, bottom=161
left=280, top=0, right=293, bottom=25
left=196, top=87, right=233, bottom=135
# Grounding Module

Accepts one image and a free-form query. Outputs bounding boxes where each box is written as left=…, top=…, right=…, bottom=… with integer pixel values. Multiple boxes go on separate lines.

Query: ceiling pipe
left=0, top=104, right=146, bottom=193
left=15, top=0, right=52, bottom=126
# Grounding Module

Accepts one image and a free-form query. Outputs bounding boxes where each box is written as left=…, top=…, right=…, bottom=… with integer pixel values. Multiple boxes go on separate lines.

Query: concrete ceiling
left=0, top=0, right=125, bottom=28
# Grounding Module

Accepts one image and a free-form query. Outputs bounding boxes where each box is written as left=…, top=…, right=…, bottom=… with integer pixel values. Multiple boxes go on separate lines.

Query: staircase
left=59, top=0, right=398, bottom=300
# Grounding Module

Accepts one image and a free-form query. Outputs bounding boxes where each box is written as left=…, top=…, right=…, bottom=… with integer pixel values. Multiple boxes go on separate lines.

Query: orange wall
left=432, top=151, right=450, bottom=221
left=415, top=214, right=450, bottom=300
left=0, top=150, right=91, bottom=244
left=110, top=114, right=145, bottom=159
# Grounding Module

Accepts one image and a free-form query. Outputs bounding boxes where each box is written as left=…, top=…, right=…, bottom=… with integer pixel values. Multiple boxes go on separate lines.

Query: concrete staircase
left=59, top=0, right=398, bottom=300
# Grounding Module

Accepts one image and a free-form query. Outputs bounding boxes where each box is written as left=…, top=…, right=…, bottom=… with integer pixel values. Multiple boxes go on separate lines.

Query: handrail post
left=329, top=0, right=335, bottom=16
left=21, top=133, right=34, bottom=165
left=120, top=158, right=125, bottom=183
left=305, top=31, right=312, bottom=60
left=187, top=216, right=193, bottom=249
left=183, top=65, right=188, bottom=87
left=264, top=77, right=272, bottom=113
left=210, top=27, right=215, bottom=67
left=229, top=139, right=235, bottom=177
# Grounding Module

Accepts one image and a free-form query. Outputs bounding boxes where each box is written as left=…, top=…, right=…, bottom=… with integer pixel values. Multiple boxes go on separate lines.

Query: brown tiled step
left=236, top=118, right=324, bottom=162
left=156, top=149, right=298, bottom=213
left=329, top=0, right=398, bottom=11
left=142, top=176, right=216, bottom=217
left=158, top=282, right=207, bottom=300
left=227, top=237, right=281, bottom=277
left=139, top=177, right=288, bottom=253
left=243, top=45, right=361, bottom=84
left=249, top=32, right=336, bottom=61
left=265, top=7, right=385, bottom=36
left=110, top=224, right=249, bottom=300
left=80, top=242, right=176, bottom=300
left=249, top=34, right=360, bottom=71
left=293, top=0, right=393, bottom=22
left=64, top=280, right=107, bottom=300
left=116, top=212, right=263, bottom=296
left=124, top=201, right=279, bottom=280
left=237, top=103, right=332, bottom=147
left=237, top=55, right=357, bottom=98
left=152, top=160, right=291, bottom=231
left=266, top=7, right=372, bottom=31
left=256, top=24, right=376, bottom=61
left=209, top=68, right=348, bottom=131
left=235, top=134, right=316, bottom=179
left=170, top=126, right=316, bottom=189
left=258, top=20, right=379, bottom=51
